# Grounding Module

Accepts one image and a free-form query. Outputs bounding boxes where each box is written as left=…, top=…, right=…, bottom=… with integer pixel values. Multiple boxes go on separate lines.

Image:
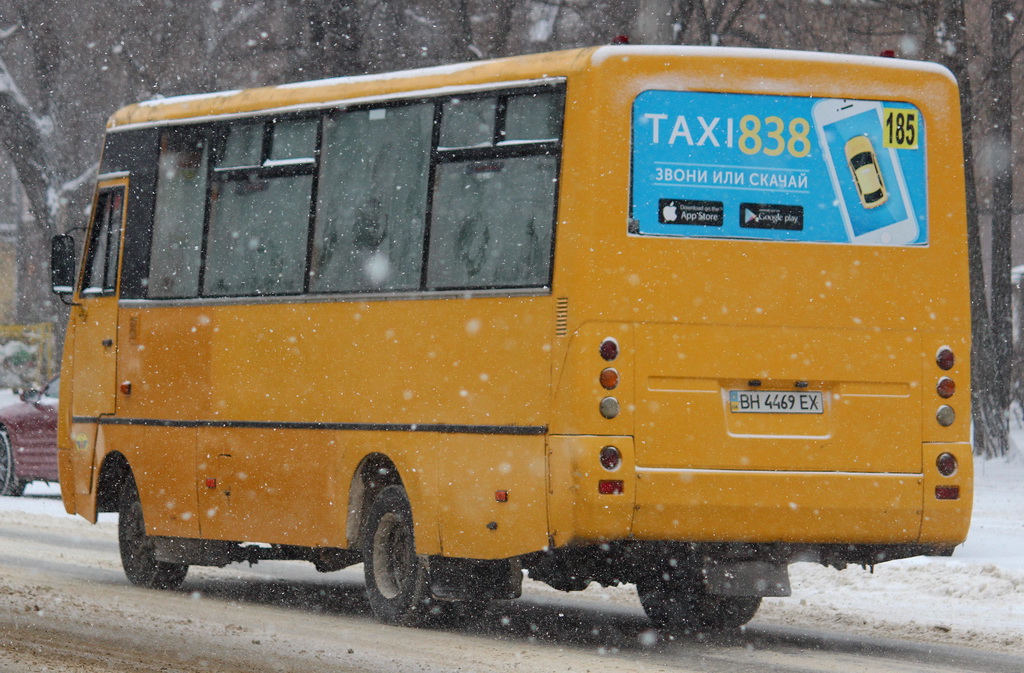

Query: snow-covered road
left=1, top=501, right=1022, bottom=673
left=1, top=381, right=1022, bottom=670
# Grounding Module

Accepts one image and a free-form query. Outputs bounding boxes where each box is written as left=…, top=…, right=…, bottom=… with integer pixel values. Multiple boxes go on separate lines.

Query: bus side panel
left=190, top=296, right=552, bottom=553
left=546, top=435, right=636, bottom=547
left=107, top=424, right=200, bottom=538
left=437, top=434, right=548, bottom=559
left=203, top=298, right=552, bottom=433
left=919, top=441, right=973, bottom=544
left=116, top=305, right=209, bottom=538
left=197, top=428, right=344, bottom=546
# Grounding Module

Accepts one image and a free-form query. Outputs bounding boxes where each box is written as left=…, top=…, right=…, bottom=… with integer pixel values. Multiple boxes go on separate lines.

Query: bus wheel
left=118, top=474, right=188, bottom=590
left=361, top=485, right=431, bottom=625
left=636, top=571, right=761, bottom=632
left=0, top=429, right=27, bottom=497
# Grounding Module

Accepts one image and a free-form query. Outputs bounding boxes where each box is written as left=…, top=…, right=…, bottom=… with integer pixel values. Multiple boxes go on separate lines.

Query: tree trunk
left=937, top=0, right=1009, bottom=457
left=632, top=0, right=677, bottom=44
left=988, top=0, right=1015, bottom=420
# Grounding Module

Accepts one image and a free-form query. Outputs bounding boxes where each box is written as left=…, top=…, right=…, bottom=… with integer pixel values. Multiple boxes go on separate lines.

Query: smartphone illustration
left=813, top=99, right=918, bottom=245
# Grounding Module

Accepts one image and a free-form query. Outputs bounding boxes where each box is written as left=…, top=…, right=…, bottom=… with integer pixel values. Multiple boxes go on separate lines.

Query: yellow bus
left=51, top=45, right=972, bottom=630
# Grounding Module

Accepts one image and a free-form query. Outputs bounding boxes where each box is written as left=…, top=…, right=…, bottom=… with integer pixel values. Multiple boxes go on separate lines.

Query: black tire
left=361, top=485, right=432, bottom=625
left=636, top=568, right=761, bottom=632
left=118, top=473, right=188, bottom=590
left=0, top=429, right=26, bottom=497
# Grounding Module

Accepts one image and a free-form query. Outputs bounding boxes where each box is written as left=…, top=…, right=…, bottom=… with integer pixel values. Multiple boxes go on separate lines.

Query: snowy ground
left=2, top=385, right=1022, bottom=655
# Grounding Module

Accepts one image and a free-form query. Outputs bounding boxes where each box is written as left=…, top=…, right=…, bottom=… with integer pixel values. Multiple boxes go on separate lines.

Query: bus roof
left=107, top=45, right=955, bottom=130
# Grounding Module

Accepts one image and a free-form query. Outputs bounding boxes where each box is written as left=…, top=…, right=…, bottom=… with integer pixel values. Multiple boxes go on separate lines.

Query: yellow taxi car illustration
left=844, top=135, right=888, bottom=209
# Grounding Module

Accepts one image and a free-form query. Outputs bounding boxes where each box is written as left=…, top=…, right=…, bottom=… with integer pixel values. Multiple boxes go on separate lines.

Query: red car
left=0, top=377, right=59, bottom=496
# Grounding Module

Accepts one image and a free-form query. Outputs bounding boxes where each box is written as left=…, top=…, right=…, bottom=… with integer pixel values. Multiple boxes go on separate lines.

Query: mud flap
left=429, top=556, right=523, bottom=601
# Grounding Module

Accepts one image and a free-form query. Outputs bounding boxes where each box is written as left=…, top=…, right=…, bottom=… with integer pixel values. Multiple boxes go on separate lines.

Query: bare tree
left=0, top=2, right=98, bottom=323
left=988, top=0, right=1016, bottom=418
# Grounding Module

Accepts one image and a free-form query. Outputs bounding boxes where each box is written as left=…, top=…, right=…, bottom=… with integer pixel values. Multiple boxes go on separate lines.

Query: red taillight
left=935, top=485, right=960, bottom=500
left=936, top=452, right=958, bottom=477
left=936, top=377, right=955, bottom=399
left=599, top=445, right=621, bottom=471
left=600, top=367, right=620, bottom=390
left=600, top=338, right=619, bottom=361
left=205, top=478, right=217, bottom=489
left=936, top=347, right=955, bottom=371
left=598, top=480, right=624, bottom=495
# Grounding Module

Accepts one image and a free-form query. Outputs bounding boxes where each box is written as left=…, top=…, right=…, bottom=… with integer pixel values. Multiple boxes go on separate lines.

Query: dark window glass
left=503, top=91, right=563, bottom=142
left=440, top=97, right=496, bottom=148
left=311, top=104, right=433, bottom=293
left=426, top=155, right=557, bottom=289
left=218, top=123, right=262, bottom=168
left=149, top=128, right=208, bottom=298
left=81, top=186, right=126, bottom=294
left=269, top=119, right=318, bottom=163
left=203, top=175, right=313, bottom=296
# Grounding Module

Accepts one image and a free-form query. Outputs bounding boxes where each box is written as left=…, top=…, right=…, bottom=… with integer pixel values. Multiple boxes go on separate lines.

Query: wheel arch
left=346, top=452, right=402, bottom=550
left=96, top=451, right=132, bottom=513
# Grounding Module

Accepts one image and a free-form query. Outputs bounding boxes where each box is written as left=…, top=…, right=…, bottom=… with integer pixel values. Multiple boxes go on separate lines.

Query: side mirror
left=51, top=234, right=76, bottom=294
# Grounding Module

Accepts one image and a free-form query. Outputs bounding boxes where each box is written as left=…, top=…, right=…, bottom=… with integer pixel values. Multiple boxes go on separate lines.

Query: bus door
left=69, top=177, right=128, bottom=497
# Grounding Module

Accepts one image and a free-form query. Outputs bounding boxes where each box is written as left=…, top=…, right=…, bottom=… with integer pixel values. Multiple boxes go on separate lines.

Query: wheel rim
left=0, top=432, right=14, bottom=493
left=372, top=511, right=412, bottom=599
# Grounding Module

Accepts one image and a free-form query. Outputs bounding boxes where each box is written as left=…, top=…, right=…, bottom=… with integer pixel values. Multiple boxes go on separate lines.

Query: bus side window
left=427, top=156, right=557, bottom=290
left=219, top=122, right=262, bottom=168
left=440, top=97, right=497, bottom=148
left=148, top=128, right=208, bottom=298
left=269, top=119, right=317, bottom=162
left=426, top=89, right=562, bottom=291
left=202, top=119, right=316, bottom=297
left=502, top=91, right=563, bottom=143
left=204, top=173, right=313, bottom=296
left=81, top=187, right=125, bottom=295
left=311, top=104, right=433, bottom=293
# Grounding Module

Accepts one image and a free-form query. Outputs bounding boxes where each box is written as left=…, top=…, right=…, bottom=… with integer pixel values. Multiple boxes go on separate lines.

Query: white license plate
left=729, top=390, right=823, bottom=414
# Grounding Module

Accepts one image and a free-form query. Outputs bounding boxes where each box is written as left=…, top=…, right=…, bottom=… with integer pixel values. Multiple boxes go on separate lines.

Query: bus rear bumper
left=631, top=465, right=968, bottom=547
left=548, top=438, right=971, bottom=551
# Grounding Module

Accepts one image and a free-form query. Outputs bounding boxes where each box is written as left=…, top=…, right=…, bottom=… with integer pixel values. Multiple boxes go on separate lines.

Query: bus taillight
left=936, top=452, right=958, bottom=477
left=936, top=346, right=955, bottom=371
left=936, top=377, right=955, bottom=398
left=599, top=338, right=619, bottom=361
left=935, top=485, right=960, bottom=500
left=599, top=445, right=621, bottom=471
left=598, top=480, right=624, bottom=495
left=600, top=368, right=620, bottom=390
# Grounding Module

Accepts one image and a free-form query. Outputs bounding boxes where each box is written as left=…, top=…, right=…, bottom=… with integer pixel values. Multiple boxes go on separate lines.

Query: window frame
left=424, top=86, right=563, bottom=292
left=80, top=184, right=128, bottom=297
left=198, top=114, right=322, bottom=298
left=137, top=81, right=565, bottom=302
